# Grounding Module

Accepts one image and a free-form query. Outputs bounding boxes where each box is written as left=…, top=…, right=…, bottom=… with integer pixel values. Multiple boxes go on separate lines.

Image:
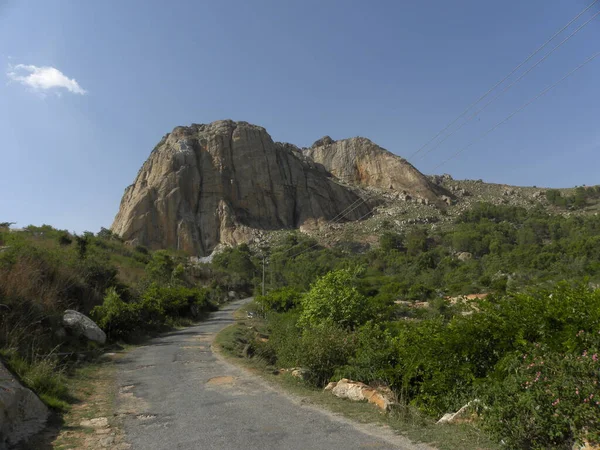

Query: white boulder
left=63, top=310, right=107, bottom=344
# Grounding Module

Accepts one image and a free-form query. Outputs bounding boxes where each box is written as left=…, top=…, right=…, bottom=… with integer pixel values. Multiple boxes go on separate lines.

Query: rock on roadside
left=437, top=400, right=480, bottom=424
left=0, top=360, right=49, bottom=449
left=326, top=378, right=397, bottom=412
left=63, top=310, right=107, bottom=344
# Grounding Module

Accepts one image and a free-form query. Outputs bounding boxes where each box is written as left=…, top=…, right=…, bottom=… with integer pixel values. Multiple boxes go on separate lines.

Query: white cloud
left=7, top=64, right=87, bottom=95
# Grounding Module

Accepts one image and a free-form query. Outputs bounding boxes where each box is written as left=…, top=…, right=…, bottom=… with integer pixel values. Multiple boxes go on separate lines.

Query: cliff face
left=305, top=136, right=444, bottom=203
left=111, top=121, right=371, bottom=255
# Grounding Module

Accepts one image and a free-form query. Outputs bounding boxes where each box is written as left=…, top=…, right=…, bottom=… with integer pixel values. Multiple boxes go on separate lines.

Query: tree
left=75, top=234, right=89, bottom=259
left=379, top=232, right=404, bottom=252
left=299, top=268, right=369, bottom=330
left=145, top=250, right=176, bottom=284
left=406, top=229, right=428, bottom=256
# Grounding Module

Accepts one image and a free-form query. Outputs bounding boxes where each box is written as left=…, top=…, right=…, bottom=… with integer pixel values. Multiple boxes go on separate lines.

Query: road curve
left=115, top=298, right=428, bottom=450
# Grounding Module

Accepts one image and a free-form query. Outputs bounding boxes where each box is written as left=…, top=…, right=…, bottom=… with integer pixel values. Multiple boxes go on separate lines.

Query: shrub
left=141, top=284, right=212, bottom=319
left=299, top=268, right=369, bottom=330
left=255, top=287, right=301, bottom=313
left=57, top=233, right=72, bottom=246
left=482, top=339, right=600, bottom=449
left=337, top=321, right=399, bottom=386
left=296, top=322, right=357, bottom=386
left=145, top=250, right=176, bottom=285
left=379, top=232, right=404, bottom=252
left=265, top=310, right=302, bottom=368
left=91, top=287, right=141, bottom=340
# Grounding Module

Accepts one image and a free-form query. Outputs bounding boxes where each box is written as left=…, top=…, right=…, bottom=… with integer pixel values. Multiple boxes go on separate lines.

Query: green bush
left=482, top=340, right=600, bottom=449
left=255, top=287, right=301, bottom=313
left=337, top=321, right=399, bottom=386
left=93, top=285, right=216, bottom=340
left=141, top=284, right=213, bottom=319
left=296, top=322, right=357, bottom=386
left=91, top=287, right=142, bottom=340
left=264, top=310, right=302, bottom=368
left=299, top=268, right=369, bottom=330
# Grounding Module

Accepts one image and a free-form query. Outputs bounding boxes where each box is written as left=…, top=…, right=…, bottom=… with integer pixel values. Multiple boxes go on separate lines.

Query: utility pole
left=262, top=255, right=266, bottom=296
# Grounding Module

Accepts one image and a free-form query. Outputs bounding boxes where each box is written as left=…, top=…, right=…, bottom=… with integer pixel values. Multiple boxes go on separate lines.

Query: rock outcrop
left=111, top=121, right=371, bottom=255
left=0, top=361, right=49, bottom=449
left=306, top=136, right=445, bottom=203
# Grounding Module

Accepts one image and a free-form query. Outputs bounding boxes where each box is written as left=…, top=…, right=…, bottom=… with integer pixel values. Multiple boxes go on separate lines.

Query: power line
left=433, top=50, right=600, bottom=171
left=408, top=0, right=600, bottom=161
left=283, top=197, right=372, bottom=259
left=328, top=197, right=365, bottom=223
left=277, top=196, right=368, bottom=257
left=415, top=9, right=600, bottom=162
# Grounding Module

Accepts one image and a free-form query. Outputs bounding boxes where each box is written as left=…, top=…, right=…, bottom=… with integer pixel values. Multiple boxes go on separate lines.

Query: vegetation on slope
left=0, top=224, right=249, bottom=410
left=213, top=202, right=600, bottom=449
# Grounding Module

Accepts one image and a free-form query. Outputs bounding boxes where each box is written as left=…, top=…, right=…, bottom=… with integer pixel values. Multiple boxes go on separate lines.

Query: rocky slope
left=306, top=136, right=446, bottom=203
left=111, top=121, right=373, bottom=255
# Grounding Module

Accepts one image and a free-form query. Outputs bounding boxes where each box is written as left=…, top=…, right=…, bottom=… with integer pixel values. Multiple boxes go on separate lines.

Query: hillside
left=111, top=120, right=600, bottom=257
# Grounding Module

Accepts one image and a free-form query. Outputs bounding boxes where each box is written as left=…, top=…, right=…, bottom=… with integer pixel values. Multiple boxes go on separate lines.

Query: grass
left=1, top=350, right=71, bottom=412
left=214, top=311, right=500, bottom=450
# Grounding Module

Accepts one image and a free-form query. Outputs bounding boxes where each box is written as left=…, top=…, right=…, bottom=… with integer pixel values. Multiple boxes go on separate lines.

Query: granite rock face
left=111, top=121, right=371, bottom=255
left=0, top=361, right=49, bottom=449
left=306, top=136, right=444, bottom=203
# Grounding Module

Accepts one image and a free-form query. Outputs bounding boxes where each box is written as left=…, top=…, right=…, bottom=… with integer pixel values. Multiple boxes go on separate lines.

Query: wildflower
left=583, top=350, right=588, bottom=357
left=593, top=354, right=598, bottom=362
left=576, top=389, right=579, bottom=395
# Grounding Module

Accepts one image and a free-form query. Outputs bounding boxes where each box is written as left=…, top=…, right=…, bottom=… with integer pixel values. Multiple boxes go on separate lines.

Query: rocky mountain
left=112, top=120, right=600, bottom=255
left=111, top=120, right=374, bottom=255
left=306, top=136, right=445, bottom=203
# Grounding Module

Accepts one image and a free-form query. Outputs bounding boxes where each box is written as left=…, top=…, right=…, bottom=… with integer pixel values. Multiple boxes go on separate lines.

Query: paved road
left=116, top=298, right=427, bottom=450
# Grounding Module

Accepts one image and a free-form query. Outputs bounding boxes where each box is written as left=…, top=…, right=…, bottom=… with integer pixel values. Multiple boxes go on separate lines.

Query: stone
left=323, top=382, right=337, bottom=391
left=99, top=352, right=119, bottom=361
left=332, top=379, right=368, bottom=401
left=111, top=121, right=372, bottom=255
left=329, top=378, right=397, bottom=411
left=573, top=440, right=600, bottom=450
left=100, top=435, right=116, bottom=447
left=227, top=291, right=237, bottom=299
left=63, top=310, right=107, bottom=344
left=80, top=417, right=109, bottom=429
left=291, top=368, right=310, bottom=380
left=437, top=400, right=480, bottom=424
left=0, top=361, right=49, bottom=449
left=457, top=252, right=473, bottom=262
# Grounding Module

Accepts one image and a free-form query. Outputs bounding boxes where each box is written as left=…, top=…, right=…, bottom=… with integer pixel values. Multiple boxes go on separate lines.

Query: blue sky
left=1, top=0, right=599, bottom=233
